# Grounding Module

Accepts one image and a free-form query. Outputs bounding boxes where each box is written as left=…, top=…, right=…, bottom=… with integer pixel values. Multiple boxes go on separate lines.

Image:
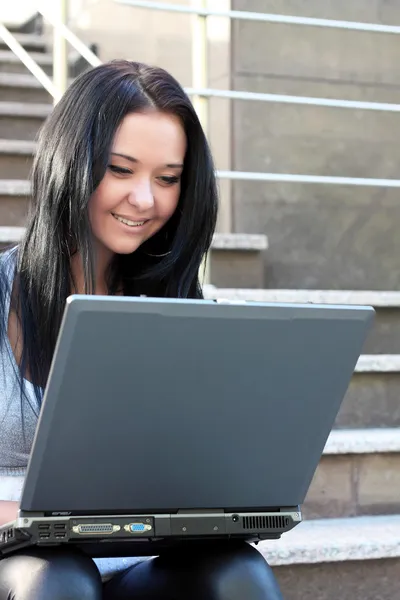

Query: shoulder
left=0, top=247, right=18, bottom=285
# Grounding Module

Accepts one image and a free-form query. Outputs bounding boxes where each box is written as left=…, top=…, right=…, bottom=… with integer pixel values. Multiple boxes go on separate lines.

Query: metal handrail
left=0, top=5, right=101, bottom=103
left=184, top=87, right=400, bottom=113
left=0, top=24, right=58, bottom=98
left=115, top=0, right=400, bottom=35
left=216, top=171, right=400, bottom=187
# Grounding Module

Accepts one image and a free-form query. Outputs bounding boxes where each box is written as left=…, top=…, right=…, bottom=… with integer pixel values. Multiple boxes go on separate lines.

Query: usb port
left=55, top=533, right=66, bottom=539
left=39, top=533, right=50, bottom=539
left=54, top=524, right=66, bottom=530
left=39, top=524, right=50, bottom=531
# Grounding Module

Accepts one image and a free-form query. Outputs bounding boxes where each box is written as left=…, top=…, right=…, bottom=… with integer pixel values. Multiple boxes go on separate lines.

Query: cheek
left=159, top=187, right=181, bottom=220
left=88, top=181, right=112, bottom=219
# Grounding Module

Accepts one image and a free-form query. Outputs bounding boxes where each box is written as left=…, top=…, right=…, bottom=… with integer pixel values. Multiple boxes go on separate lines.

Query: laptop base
left=0, top=509, right=301, bottom=558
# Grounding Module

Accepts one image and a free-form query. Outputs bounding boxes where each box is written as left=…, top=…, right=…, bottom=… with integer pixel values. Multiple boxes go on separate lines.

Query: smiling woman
left=0, top=60, right=283, bottom=600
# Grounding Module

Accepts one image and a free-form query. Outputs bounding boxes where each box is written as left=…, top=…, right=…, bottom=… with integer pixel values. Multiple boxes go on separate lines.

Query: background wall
left=231, top=0, right=400, bottom=289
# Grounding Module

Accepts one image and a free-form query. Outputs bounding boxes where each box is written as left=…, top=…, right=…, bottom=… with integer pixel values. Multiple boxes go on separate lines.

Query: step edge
left=257, top=514, right=400, bottom=566
left=203, top=287, right=400, bottom=307
left=0, top=140, right=36, bottom=153
left=0, top=100, right=52, bottom=116
left=212, top=233, right=268, bottom=250
left=324, top=428, right=400, bottom=455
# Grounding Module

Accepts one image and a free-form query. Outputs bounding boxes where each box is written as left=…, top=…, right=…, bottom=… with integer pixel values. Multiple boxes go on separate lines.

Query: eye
left=108, top=165, right=132, bottom=175
left=158, top=176, right=180, bottom=186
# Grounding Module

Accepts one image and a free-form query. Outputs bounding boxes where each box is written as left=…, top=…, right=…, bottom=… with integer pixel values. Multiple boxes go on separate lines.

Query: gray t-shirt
left=0, top=248, right=38, bottom=500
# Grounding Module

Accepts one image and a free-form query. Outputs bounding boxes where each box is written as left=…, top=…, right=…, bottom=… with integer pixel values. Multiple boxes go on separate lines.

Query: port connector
left=72, top=524, right=120, bottom=535
left=55, top=533, right=66, bottom=539
left=39, top=533, right=50, bottom=539
left=123, top=523, right=152, bottom=534
left=38, top=524, right=51, bottom=531
left=54, top=524, right=66, bottom=531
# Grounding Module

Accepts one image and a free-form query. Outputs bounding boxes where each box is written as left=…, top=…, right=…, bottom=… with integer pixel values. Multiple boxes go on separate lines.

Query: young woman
left=0, top=60, right=283, bottom=599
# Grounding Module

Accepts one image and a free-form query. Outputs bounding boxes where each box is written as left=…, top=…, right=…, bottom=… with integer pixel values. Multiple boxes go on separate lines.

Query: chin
left=107, top=240, right=144, bottom=255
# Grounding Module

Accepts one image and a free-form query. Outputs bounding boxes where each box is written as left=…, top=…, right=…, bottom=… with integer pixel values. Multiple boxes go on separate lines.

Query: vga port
left=124, top=523, right=152, bottom=534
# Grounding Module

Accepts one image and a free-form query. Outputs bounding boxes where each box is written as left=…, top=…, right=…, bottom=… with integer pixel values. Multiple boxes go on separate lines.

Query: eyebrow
left=111, top=152, right=184, bottom=169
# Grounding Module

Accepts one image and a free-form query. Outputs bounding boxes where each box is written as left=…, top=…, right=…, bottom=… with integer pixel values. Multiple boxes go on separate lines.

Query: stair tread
left=0, top=50, right=54, bottom=64
left=0, top=72, right=74, bottom=89
left=0, top=49, right=79, bottom=65
left=7, top=33, right=48, bottom=49
left=203, top=287, right=400, bottom=307
left=0, top=139, right=36, bottom=153
left=257, top=514, right=400, bottom=566
left=0, top=72, right=44, bottom=88
left=0, top=179, right=30, bottom=193
left=0, top=101, right=51, bottom=116
left=324, top=427, right=400, bottom=455
left=212, top=233, right=268, bottom=250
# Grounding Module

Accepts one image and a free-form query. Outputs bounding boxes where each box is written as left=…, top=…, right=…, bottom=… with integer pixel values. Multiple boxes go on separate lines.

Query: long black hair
left=0, top=60, right=218, bottom=408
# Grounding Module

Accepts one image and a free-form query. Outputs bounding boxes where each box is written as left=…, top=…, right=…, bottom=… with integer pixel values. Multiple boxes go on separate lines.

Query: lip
left=112, top=213, right=150, bottom=224
left=111, top=213, right=151, bottom=233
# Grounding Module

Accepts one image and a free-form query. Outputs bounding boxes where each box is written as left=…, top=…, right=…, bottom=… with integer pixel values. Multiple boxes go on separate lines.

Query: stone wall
left=231, top=1, right=400, bottom=289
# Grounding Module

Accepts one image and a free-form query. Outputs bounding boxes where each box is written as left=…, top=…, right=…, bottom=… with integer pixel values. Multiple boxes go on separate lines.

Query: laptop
left=0, top=295, right=374, bottom=558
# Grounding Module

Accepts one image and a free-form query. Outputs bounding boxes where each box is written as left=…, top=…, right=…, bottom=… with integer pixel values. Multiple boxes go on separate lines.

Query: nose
left=127, top=180, right=154, bottom=211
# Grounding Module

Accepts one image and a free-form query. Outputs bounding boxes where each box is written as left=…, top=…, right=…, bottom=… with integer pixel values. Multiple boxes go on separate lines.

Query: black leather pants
left=0, top=541, right=284, bottom=599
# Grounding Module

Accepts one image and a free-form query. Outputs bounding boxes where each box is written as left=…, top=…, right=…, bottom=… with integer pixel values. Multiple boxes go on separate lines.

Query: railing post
left=53, top=0, right=68, bottom=104
left=191, top=0, right=208, bottom=131
left=191, top=0, right=210, bottom=285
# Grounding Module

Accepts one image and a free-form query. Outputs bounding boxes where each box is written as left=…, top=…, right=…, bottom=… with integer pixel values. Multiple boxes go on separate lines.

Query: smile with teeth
left=112, top=213, right=147, bottom=227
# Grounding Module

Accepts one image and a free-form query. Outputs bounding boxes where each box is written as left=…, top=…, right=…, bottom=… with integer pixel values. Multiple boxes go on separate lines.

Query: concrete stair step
left=0, top=50, right=54, bottom=75
left=0, top=49, right=94, bottom=77
left=95, top=515, right=400, bottom=599
left=305, top=428, right=400, bottom=519
left=0, top=72, right=53, bottom=103
left=209, top=233, right=267, bottom=288
left=0, top=138, right=36, bottom=178
left=0, top=179, right=31, bottom=225
left=0, top=101, right=51, bottom=140
left=341, top=355, right=400, bottom=429
left=265, top=514, right=400, bottom=600
left=0, top=33, right=48, bottom=53
left=203, top=287, right=400, bottom=354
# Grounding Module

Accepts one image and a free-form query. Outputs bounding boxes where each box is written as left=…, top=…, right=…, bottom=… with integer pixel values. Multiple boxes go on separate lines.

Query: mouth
left=112, top=213, right=149, bottom=228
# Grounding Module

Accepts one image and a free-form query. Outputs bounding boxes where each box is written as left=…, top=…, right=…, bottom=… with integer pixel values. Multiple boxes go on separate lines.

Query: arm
left=0, top=501, right=18, bottom=526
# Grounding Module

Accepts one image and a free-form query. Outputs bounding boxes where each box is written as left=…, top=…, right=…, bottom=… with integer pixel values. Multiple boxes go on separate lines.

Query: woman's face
left=89, top=110, right=186, bottom=259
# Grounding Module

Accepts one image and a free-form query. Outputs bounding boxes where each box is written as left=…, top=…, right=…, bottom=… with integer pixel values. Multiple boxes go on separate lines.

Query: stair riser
left=0, top=61, right=53, bottom=75
left=272, top=558, right=400, bottom=600
left=0, top=115, right=45, bottom=140
left=363, top=309, right=400, bottom=354
left=304, top=452, right=400, bottom=520
left=0, top=154, right=33, bottom=179
left=338, top=372, right=400, bottom=428
left=0, top=86, right=52, bottom=103
left=0, top=196, right=29, bottom=226
left=210, top=251, right=264, bottom=288
left=0, top=42, right=47, bottom=54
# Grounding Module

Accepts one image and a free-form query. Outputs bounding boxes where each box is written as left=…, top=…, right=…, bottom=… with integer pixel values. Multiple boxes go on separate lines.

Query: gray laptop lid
left=20, top=296, right=374, bottom=513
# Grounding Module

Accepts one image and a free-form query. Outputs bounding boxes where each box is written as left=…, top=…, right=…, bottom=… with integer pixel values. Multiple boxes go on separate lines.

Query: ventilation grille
left=242, top=515, right=290, bottom=531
